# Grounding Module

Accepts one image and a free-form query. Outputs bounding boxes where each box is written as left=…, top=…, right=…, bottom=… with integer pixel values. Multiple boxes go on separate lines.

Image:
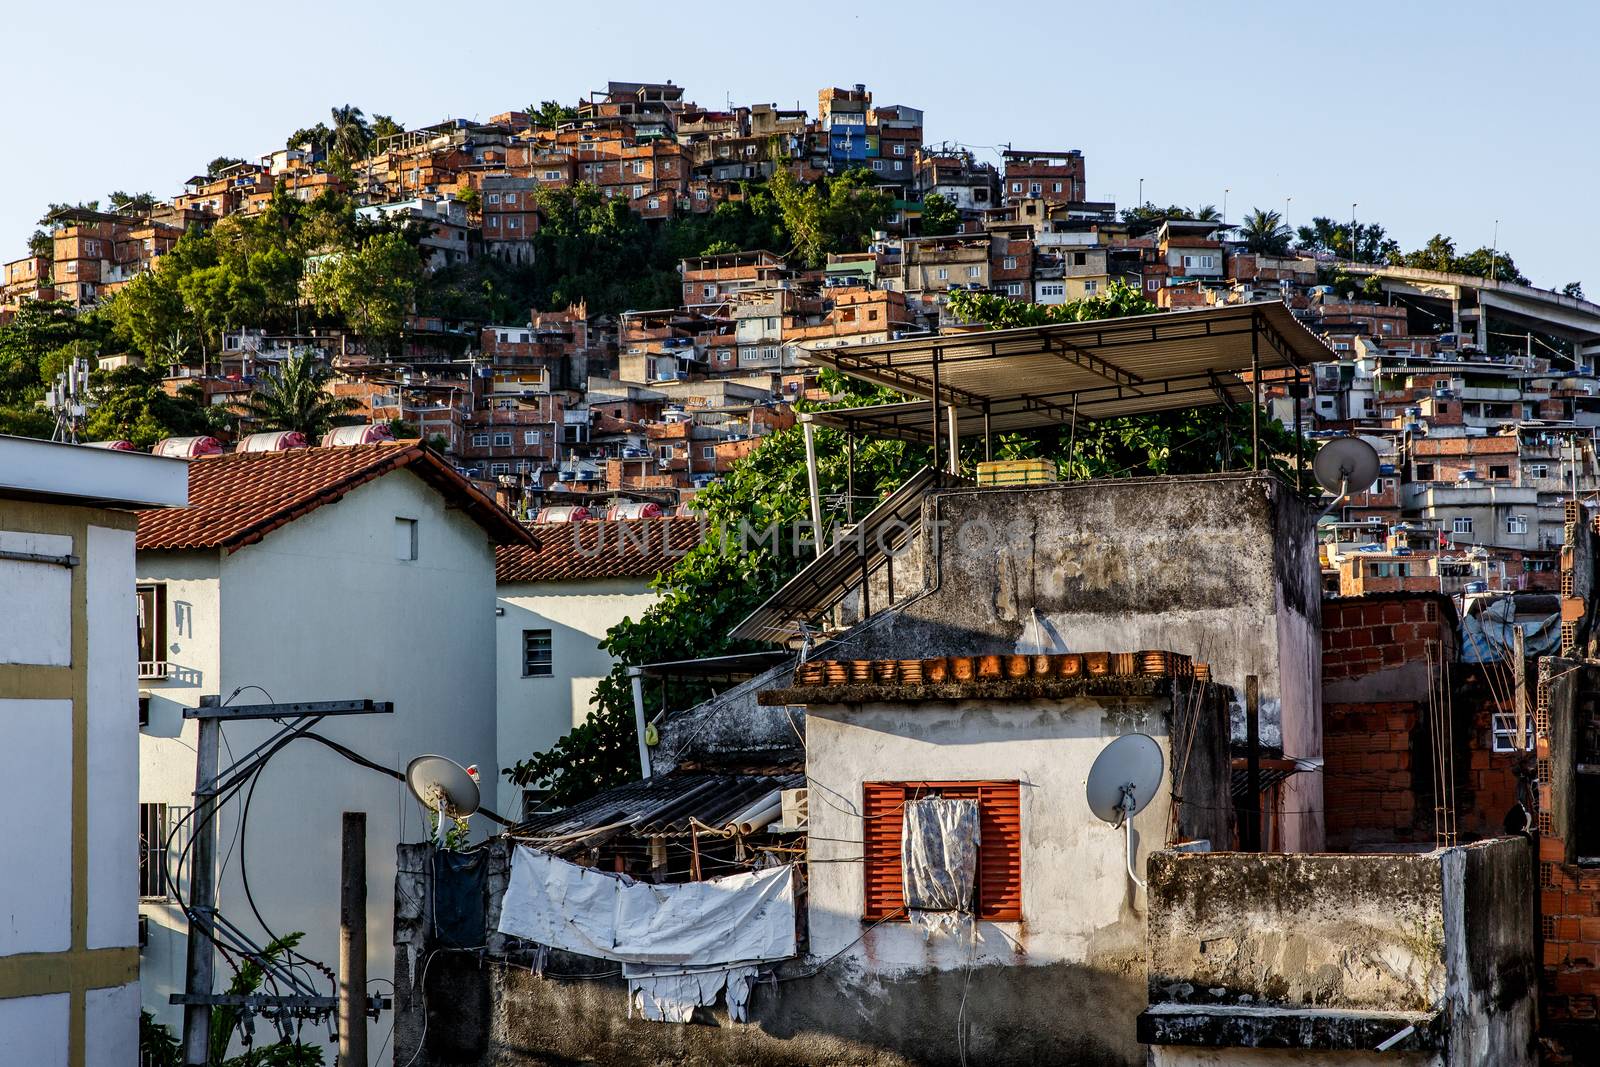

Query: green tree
left=107, top=190, right=158, bottom=213
left=329, top=105, right=372, bottom=162
left=769, top=165, right=890, bottom=268
left=529, top=100, right=578, bottom=130
left=919, top=192, right=960, bottom=237
left=27, top=230, right=53, bottom=257
left=1295, top=216, right=1400, bottom=263
left=83, top=365, right=214, bottom=448
left=305, top=230, right=423, bottom=356
left=286, top=123, right=332, bottom=154
left=207, top=156, right=247, bottom=177
left=240, top=351, right=358, bottom=439
left=38, top=201, right=99, bottom=225
left=1192, top=204, right=1221, bottom=221
left=370, top=113, right=403, bottom=142
left=1563, top=281, right=1585, bottom=300
left=1238, top=208, right=1292, bottom=256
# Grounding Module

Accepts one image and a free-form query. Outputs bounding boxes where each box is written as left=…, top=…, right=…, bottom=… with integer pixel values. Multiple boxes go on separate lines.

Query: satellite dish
left=407, top=755, right=480, bottom=845
left=1086, top=733, right=1164, bottom=891
left=1086, top=733, right=1164, bottom=824
left=1312, top=437, right=1381, bottom=497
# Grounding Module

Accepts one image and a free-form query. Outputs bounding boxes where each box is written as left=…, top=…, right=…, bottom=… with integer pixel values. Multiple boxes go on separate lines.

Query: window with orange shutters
left=861, top=781, right=1022, bottom=922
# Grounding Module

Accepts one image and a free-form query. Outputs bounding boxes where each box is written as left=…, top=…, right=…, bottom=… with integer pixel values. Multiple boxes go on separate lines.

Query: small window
left=1074, top=252, right=1086, bottom=266
left=506, top=192, right=518, bottom=205
left=702, top=445, right=715, bottom=459
left=1530, top=464, right=1549, bottom=479
left=1415, top=463, right=1435, bottom=480
left=522, top=629, right=553, bottom=677
left=1488, top=465, right=1510, bottom=480
left=140, top=802, right=188, bottom=899
left=862, top=781, right=1021, bottom=922
left=137, top=584, right=167, bottom=679
left=1453, top=517, right=1474, bottom=535
left=1491, top=710, right=1532, bottom=753
left=1052, top=182, right=1062, bottom=193
left=936, top=268, right=949, bottom=281
left=394, top=517, right=418, bottom=561
left=489, top=462, right=510, bottom=475
left=493, top=431, right=513, bottom=447
left=1084, top=280, right=1098, bottom=294
left=871, top=159, right=884, bottom=171
left=967, top=266, right=980, bottom=278
left=471, top=433, right=490, bottom=447
left=1002, top=256, right=1017, bottom=270
left=507, top=217, right=519, bottom=231
left=487, top=193, right=501, bottom=204
left=524, top=430, right=541, bottom=445
left=1507, top=515, right=1529, bottom=535
left=893, top=143, right=906, bottom=156
left=1006, top=283, right=1023, bottom=296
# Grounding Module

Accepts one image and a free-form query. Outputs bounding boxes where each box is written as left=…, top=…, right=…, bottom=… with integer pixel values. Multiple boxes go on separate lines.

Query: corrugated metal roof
left=800, top=302, right=1331, bottom=434
left=512, top=771, right=804, bottom=857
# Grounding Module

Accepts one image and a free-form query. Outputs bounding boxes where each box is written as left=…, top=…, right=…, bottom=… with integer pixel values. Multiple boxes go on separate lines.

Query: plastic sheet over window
left=901, top=797, right=979, bottom=936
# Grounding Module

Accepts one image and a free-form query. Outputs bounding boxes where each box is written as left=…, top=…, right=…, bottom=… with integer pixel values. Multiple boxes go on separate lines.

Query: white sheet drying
left=498, top=844, right=796, bottom=1022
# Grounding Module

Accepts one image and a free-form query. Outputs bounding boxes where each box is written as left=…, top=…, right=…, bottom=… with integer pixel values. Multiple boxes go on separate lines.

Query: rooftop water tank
left=534, top=506, right=592, bottom=524
left=238, top=431, right=308, bottom=452
left=604, top=502, right=662, bottom=521
left=322, top=424, right=396, bottom=447
left=83, top=440, right=135, bottom=451
left=152, top=436, right=224, bottom=459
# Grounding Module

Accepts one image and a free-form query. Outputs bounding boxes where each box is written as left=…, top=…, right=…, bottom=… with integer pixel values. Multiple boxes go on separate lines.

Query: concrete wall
left=396, top=686, right=1230, bottom=1067
left=1, top=503, right=142, bottom=1067
left=842, top=474, right=1324, bottom=851
left=137, top=470, right=499, bottom=1066
left=496, top=577, right=656, bottom=815
left=1143, top=838, right=1535, bottom=1066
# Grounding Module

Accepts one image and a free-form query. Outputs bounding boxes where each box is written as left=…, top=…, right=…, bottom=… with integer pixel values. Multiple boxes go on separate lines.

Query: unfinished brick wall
left=1323, top=700, right=1426, bottom=847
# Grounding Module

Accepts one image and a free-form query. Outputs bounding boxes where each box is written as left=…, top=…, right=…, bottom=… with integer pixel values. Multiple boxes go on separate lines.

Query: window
left=1039, top=283, right=1064, bottom=298
left=702, top=445, right=716, bottom=459
left=493, top=431, right=513, bottom=446
left=394, top=517, right=418, bottom=560
left=632, top=185, right=644, bottom=199
left=1002, top=256, right=1017, bottom=270
left=893, top=143, right=906, bottom=156
left=1415, top=463, right=1434, bottom=480
left=871, top=159, right=884, bottom=171
left=703, top=284, right=716, bottom=298
left=140, top=803, right=188, bottom=899
left=1029, top=182, right=1041, bottom=195
left=1530, top=464, right=1549, bottom=479
left=136, top=584, right=167, bottom=680
left=506, top=193, right=518, bottom=205
left=471, top=432, right=490, bottom=447
left=487, top=216, right=500, bottom=230
left=1052, top=182, right=1062, bottom=193
left=967, top=266, right=981, bottom=278
left=862, top=781, right=1021, bottom=921
left=489, top=462, right=510, bottom=475
left=1147, top=279, right=1160, bottom=291
left=1491, top=710, right=1533, bottom=753
left=1488, top=465, right=1510, bottom=480
left=544, top=170, right=563, bottom=181
left=1507, top=515, right=1529, bottom=535
left=1453, top=517, right=1474, bottom=535
left=695, top=189, right=709, bottom=201
left=632, top=161, right=645, bottom=175
left=893, top=160, right=904, bottom=172
left=487, top=193, right=501, bottom=204
left=1005, top=282, right=1023, bottom=296
left=523, top=430, right=541, bottom=446
left=1083, top=280, right=1098, bottom=294
left=1009, top=182, right=1021, bottom=193
left=507, top=217, right=519, bottom=231
left=522, top=629, right=553, bottom=677
left=1073, top=252, right=1087, bottom=266
left=936, top=268, right=949, bottom=281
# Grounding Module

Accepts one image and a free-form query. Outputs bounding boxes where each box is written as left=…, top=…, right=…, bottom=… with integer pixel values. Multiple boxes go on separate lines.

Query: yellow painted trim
left=0, top=947, right=139, bottom=998
left=0, top=500, right=137, bottom=1067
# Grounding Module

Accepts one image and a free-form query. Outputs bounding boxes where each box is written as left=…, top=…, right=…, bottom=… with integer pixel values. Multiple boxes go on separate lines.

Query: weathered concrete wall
left=394, top=687, right=1233, bottom=1067
left=1143, top=838, right=1535, bottom=1066
left=839, top=474, right=1324, bottom=851
left=647, top=658, right=800, bottom=776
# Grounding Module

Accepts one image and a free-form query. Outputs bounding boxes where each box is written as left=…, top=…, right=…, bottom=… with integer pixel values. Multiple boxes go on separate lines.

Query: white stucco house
left=495, top=516, right=701, bottom=817
left=134, top=441, right=532, bottom=1062
left=0, top=435, right=187, bottom=1067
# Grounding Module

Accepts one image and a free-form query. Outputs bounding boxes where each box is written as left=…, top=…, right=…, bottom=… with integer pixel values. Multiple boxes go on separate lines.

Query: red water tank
left=604, top=502, right=663, bottom=521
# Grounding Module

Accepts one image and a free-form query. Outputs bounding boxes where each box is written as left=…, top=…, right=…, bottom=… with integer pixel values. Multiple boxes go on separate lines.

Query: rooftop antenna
left=48, top=356, right=91, bottom=443
left=406, top=754, right=481, bottom=846
left=1312, top=436, right=1380, bottom=520
left=1086, top=733, right=1164, bottom=890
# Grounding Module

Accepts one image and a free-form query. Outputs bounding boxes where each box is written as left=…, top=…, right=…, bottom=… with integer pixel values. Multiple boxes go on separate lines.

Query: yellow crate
left=976, top=459, right=1057, bottom=486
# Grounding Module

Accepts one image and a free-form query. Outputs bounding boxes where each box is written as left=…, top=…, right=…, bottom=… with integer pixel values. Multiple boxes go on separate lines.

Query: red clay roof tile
left=496, top=516, right=704, bottom=583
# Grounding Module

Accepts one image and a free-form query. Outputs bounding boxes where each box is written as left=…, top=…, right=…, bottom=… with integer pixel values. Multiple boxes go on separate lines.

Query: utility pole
left=339, top=813, right=368, bottom=1067
left=180, top=714, right=221, bottom=1066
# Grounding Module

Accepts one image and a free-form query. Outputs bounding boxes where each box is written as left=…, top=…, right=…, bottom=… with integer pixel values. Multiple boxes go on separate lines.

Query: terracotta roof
left=137, top=442, right=535, bottom=552
left=496, top=516, right=704, bottom=583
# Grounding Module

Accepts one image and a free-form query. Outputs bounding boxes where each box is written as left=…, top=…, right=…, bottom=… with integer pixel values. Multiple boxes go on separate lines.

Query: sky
left=4, top=1, right=1597, bottom=290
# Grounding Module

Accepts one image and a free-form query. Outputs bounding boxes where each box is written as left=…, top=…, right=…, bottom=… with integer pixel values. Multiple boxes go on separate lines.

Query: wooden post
left=1243, top=676, right=1262, bottom=852
left=180, top=714, right=220, bottom=1066
left=339, top=812, right=368, bottom=1067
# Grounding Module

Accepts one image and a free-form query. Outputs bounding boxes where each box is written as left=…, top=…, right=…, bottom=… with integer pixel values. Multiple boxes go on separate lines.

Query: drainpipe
left=628, top=667, right=651, bottom=779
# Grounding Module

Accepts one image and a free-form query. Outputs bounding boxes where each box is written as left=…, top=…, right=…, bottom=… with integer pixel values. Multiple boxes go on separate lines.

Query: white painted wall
left=137, top=470, right=500, bottom=1066
left=0, top=530, right=71, bottom=665
left=805, top=697, right=1174, bottom=973
left=0, top=698, right=72, bottom=957
left=84, top=982, right=140, bottom=1067
left=86, top=523, right=139, bottom=951
left=495, top=577, right=656, bottom=816
left=0, top=991, right=68, bottom=1067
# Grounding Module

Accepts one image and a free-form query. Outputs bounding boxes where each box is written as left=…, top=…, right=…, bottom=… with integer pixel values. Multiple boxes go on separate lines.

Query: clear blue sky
left=5, top=1, right=1595, bottom=290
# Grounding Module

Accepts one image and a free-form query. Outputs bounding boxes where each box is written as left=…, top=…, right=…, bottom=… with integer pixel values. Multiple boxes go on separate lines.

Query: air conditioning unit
left=779, top=788, right=809, bottom=830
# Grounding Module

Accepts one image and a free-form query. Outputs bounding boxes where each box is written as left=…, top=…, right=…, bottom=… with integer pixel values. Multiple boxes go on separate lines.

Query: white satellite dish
left=1086, top=733, right=1165, bottom=890
left=407, top=755, right=480, bottom=846
left=1312, top=437, right=1381, bottom=518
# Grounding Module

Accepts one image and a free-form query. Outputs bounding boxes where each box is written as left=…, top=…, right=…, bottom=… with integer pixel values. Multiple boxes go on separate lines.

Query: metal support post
left=339, top=812, right=367, bottom=1067
left=180, top=714, right=220, bottom=1066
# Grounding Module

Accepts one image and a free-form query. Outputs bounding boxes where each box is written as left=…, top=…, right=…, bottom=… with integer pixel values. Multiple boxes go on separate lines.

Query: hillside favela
left=4, top=26, right=1600, bottom=1067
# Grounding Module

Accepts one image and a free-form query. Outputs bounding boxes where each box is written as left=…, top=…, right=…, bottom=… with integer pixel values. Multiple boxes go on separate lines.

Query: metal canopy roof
left=801, top=302, right=1331, bottom=437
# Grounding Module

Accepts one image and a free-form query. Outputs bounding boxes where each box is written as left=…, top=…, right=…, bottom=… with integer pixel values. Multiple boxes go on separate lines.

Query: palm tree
left=1239, top=208, right=1292, bottom=256
left=329, top=105, right=372, bottom=162
left=1191, top=204, right=1221, bottom=221
left=241, top=352, right=359, bottom=440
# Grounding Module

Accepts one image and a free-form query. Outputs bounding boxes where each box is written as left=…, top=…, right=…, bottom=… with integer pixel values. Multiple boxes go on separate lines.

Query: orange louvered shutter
left=860, top=781, right=1022, bottom=923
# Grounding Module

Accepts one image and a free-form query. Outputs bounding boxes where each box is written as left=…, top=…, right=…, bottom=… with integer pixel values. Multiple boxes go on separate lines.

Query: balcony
left=138, top=660, right=169, bottom=680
